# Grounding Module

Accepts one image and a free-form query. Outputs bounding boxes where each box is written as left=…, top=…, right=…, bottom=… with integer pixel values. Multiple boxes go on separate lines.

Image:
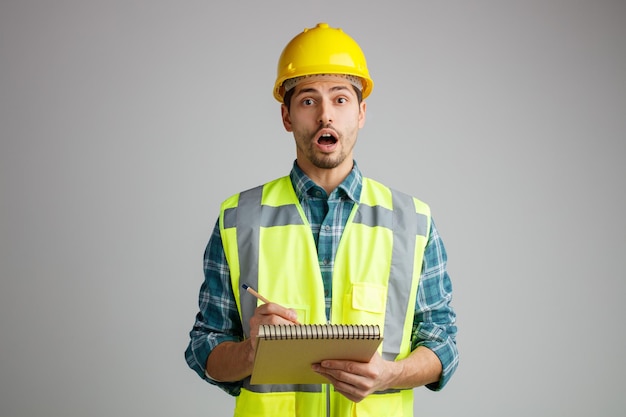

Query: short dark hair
left=282, top=85, right=363, bottom=112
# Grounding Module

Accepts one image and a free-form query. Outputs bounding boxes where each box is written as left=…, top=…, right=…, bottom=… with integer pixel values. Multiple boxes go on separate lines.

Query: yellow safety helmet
left=273, top=23, right=374, bottom=103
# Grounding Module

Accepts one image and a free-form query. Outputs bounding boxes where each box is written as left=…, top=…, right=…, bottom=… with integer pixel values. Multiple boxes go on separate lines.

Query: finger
left=314, top=362, right=363, bottom=386
left=312, top=366, right=368, bottom=403
left=256, top=303, right=299, bottom=323
left=319, top=360, right=369, bottom=378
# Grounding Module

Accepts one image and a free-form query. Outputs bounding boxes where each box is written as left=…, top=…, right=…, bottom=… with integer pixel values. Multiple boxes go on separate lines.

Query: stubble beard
left=309, top=149, right=346, bottom=169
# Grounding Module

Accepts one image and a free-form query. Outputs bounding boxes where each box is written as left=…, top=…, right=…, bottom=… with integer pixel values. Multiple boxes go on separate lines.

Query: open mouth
left=318, top=132, right=338, bottom=145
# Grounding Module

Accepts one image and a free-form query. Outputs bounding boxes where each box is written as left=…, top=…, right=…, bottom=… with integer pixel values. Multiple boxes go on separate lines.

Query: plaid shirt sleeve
left=184, top=219, right=244, bottom=396
left=411, top=219, right=459, bottom=391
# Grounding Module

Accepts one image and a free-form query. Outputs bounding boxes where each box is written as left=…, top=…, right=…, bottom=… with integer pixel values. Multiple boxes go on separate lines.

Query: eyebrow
left=294, top=85, right=352, bottom=98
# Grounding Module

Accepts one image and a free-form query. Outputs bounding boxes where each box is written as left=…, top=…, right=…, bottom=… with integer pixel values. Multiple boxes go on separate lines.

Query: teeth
left=322, top=133, right=332, bottom=137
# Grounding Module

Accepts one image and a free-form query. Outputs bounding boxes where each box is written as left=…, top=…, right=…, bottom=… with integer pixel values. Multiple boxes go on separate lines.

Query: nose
left=318, top=98, right=333, bottom=125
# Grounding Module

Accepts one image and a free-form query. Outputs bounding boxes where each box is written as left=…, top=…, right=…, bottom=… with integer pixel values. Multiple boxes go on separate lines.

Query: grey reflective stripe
left=352, top=204, right=393, bottom=229
left=236, top=186, right=263, bottom=338
left=223, top=204, right=304, bottom=230
left=223, top=207, right=237, bottom=229
left=243, top=380, right=401, bottom=395
left=260, top=204, right=304, bottom=227
left=385, top=191, right=426, bottom=360
left=352, top=201, right=427, bottom=238
left=231, top=186, right=305, bottom=337
left=243, top=378, right=322, bottom=393
left=415, top=211, right=428, bottom=238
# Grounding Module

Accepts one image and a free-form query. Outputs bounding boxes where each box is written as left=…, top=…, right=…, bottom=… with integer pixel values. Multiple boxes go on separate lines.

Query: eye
left=336, top=97, right=348, bottom=104
left=302, top=98, right=315, bottom=106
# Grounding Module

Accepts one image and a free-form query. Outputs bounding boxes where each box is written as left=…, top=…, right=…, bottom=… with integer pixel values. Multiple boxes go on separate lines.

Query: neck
left=296, top=159, right=353, bottom=195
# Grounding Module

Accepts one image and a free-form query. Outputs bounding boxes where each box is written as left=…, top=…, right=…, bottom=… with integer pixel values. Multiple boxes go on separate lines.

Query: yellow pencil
left=241, top=283, right=300, bottom=324
left=241, top=284, right=272, bottom=304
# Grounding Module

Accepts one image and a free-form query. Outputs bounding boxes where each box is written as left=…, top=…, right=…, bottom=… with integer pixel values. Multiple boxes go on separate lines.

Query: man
left=186, top=23, right=458, bottom=416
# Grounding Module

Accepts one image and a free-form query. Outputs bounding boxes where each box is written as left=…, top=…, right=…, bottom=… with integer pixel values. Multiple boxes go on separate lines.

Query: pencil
left=241, top=284, right=272, bottom=304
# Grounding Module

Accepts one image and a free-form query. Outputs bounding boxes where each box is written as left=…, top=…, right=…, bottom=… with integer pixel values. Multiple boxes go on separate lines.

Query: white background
left=1, top=1, right=625, bottom=416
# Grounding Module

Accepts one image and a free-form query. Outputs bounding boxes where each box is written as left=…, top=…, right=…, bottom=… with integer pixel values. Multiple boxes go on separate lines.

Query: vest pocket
left=342, top=283, right=387, bottom=326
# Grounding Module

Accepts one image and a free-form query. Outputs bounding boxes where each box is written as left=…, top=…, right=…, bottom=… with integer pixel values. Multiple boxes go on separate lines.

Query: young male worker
left=185, top=23, right=458, bottom=417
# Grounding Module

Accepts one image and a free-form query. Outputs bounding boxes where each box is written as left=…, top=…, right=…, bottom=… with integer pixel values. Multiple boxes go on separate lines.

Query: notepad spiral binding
left=258, top=324, right=380, bottom=340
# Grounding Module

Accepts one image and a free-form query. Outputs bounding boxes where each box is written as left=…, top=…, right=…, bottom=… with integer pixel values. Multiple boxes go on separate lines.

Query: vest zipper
left=326, top=313, right=332, bottom=416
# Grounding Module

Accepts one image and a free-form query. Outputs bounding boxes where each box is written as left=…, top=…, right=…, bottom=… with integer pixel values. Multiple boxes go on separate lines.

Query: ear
left=358, top=101, right=367, bottom=129
left=281, top=104, right=293, bottom=132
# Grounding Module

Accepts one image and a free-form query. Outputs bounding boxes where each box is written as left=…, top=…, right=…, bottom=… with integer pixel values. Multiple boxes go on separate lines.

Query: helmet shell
left=273, top=23, right=374, bottom=102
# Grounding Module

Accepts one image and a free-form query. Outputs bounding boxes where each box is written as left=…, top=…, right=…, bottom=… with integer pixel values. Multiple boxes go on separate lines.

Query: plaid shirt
left=185, top=161, right=458, bottom=396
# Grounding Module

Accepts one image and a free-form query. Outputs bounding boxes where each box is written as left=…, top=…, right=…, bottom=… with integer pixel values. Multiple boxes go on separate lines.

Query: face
left=281, top=78, right=366, bottom=174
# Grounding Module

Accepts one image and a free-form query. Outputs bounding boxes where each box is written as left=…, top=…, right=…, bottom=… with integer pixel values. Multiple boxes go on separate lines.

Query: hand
left=312, top=353, right=400, bottom=402
left=248, top=303, right=299, bottom=351
left=205, top=303, right=297, bottom=382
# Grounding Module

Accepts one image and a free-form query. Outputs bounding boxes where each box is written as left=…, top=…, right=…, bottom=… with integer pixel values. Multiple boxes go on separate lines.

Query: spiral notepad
left=250, top=324, right=382, bottom=385
left=258, top=324, right=381, bottom=340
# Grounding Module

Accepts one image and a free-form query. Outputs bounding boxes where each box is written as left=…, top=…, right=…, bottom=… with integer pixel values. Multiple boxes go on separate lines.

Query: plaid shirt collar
left=289, top=160, right=363, bottom=204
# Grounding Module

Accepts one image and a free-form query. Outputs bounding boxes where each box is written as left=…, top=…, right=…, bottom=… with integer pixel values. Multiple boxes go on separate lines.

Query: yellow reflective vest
left=219, top=176, right=431, bottom=417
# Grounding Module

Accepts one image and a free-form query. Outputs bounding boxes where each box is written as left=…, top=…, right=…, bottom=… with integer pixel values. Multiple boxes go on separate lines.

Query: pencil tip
left=242, top=284, right=249, bottom=290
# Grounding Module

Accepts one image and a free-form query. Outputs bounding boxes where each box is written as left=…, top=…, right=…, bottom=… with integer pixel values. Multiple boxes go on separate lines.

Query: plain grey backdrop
left=1, top=1, right=625, bottom=416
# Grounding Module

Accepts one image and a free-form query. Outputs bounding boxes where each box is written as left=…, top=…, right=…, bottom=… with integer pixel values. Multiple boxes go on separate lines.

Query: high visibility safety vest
left=219, top=176, right=431, bottom=417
